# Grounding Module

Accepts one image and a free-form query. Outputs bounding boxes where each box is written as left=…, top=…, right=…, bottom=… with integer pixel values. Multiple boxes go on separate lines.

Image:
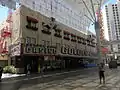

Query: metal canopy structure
left=0, top=0, right=16, bottom=9
left=102, top=40, right=120, bottom=45
left=65, top=0, right=109, bottom=22
left=64, top=0, right=109, bottom=63
left=0, top=0, right=109, bottom=27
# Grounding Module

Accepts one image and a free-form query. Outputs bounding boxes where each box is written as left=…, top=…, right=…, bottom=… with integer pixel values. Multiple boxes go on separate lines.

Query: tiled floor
left=19, top=68, right=120, bottom=90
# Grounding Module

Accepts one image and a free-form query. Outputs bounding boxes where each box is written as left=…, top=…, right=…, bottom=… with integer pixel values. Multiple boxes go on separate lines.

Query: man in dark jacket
left=98, top=62, right=105, bottom=84
left=0, top=66, right=3, bottom=82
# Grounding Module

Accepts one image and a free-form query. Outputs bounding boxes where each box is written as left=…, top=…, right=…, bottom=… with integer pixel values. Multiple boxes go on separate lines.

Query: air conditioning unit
left=87, top=35, right=92, bottom=38
left=50, top=17, right=55, bottom=22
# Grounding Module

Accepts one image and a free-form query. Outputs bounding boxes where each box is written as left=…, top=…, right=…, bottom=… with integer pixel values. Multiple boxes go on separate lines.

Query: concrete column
left=8, top=55, right=11, bottom=65
left=95, top=21, right=101, bottom=64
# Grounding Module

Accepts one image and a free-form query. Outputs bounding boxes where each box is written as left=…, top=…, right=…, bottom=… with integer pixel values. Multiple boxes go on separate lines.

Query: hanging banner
left=9, top=43, right=21, bottom=56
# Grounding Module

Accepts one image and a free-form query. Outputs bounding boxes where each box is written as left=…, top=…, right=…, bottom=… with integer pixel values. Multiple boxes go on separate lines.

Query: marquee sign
left=61, top=46, right=86, bottom=56
left=23, top=44, right=88, bottom=56
left=24, top=44, right=57, bottom=55
left=9, top=43, right=21, bottom=56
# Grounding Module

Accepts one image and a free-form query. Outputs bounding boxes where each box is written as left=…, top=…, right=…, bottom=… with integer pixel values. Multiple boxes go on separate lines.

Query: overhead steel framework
left=64, top=0, right=109, bottom=63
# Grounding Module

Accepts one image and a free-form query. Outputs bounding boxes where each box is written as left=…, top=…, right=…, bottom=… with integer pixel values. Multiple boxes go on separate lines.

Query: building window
left=26, top=37, right=31, bottom=44
left=71, top=34, right=76, bottom=42
left=77, top=36, right=81, bottom=43
left=64, top=31, right=70, bottom=40
left=26, top=16, right=38, bottom=31
left=118, top=44, right=120, bottom=49
left=31, top=38, right=36, bottom=45
left=54, top=28, right=62, bottom=38
left=41, top=22, right=51, bottom=34
left=41, top=40, right=46, bottom=46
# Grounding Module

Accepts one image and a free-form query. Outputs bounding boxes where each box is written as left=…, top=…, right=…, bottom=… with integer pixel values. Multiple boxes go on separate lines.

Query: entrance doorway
left=24, top=56, right=38, bottom=73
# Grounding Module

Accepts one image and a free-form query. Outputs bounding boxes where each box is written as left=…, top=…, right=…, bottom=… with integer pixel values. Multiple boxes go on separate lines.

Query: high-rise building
left=105, top=2, right=120, bottom=52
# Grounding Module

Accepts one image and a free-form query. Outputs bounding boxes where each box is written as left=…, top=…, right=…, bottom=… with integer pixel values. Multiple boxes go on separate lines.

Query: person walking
left=27, top=64, right=31, bottom=75
left=0, top=66, right=3, bottom=82
left=98, top=62, right=105, bottom=84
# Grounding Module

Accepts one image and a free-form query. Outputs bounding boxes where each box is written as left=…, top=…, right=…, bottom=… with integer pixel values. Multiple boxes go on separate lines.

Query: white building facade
left=105, top=2, right=120, bottom=52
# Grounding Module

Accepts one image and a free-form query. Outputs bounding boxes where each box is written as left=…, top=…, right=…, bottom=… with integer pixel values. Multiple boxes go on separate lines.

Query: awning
left=58, top=54, right=98, bottom=59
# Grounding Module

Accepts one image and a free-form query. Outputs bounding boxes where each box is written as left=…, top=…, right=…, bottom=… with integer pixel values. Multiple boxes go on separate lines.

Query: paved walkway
left=19, top=67, right=120, bottom=90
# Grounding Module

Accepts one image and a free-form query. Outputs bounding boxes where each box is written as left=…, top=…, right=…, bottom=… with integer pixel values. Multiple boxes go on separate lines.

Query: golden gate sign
left=24, top=44, right=56, bottom=55
left=24, top=44, right=87, bottom=56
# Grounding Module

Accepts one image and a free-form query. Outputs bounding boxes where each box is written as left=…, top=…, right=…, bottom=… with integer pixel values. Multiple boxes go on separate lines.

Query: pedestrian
left=0, top=66, right=3, bottom=82
left=27, top=64, right=31, bottom=75
left=98, top=62, right=105, bottom=84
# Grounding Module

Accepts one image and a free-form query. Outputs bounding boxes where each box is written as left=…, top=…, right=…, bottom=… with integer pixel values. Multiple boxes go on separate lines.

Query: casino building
left=0, top=5, right=97, bottom=73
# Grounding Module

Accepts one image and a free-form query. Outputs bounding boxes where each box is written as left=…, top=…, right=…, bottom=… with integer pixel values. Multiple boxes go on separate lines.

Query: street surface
left=1, top=67, right=120, bottom=90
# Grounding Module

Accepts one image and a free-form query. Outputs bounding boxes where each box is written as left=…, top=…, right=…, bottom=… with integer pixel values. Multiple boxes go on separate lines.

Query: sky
left=0, top=5, right=8, bottom=23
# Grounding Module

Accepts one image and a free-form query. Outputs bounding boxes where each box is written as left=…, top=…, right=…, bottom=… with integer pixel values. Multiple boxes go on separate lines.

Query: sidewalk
left=1, top=67, right=97, bottom=83
left=0, top=67, right=98, bottom=90
left=19, top=67, right=120, bottom=90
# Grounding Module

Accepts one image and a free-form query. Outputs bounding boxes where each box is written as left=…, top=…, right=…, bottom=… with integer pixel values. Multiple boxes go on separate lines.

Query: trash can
left=109, top=61, right=117, bottom=68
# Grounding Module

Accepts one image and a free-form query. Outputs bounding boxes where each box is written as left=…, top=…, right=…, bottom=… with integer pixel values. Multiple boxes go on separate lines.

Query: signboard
left=101, top=47, right=109, bottom=54
left=24, top=44, right=57, bottom=55
left=23, top=44, right=89, bottom=56
left=9, top=43, right=21, bottom=56
left=0, top=0, right=16, bottom=9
